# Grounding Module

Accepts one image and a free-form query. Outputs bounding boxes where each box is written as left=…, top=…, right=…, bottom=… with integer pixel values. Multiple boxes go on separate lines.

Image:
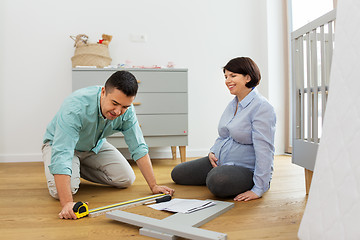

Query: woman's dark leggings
left=171, top=156, right=254, bottom=198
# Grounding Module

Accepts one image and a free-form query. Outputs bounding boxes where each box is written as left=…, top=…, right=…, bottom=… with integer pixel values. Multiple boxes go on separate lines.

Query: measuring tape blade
left=73, top=193, right=166, bottom=218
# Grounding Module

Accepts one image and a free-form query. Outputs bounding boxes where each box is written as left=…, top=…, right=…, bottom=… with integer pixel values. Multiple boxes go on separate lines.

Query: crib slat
left=306, top=33, right=312, bottom=142
left=320, top=25, right=327, bottom=123
left=299, top=36, right=305, bottom=140
left=326, top=21, right=333, bottom=95
left=311, top=30, right=319, bottom=143
left=292, top=38, right=300, bottom=140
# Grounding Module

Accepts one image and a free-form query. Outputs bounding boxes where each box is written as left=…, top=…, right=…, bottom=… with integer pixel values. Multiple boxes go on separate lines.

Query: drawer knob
left=133, top=102, right=141, bottom=106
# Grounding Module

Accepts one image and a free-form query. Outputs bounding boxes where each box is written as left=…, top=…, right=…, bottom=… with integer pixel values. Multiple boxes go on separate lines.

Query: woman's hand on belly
left=208, top=152, right=218, bottom=168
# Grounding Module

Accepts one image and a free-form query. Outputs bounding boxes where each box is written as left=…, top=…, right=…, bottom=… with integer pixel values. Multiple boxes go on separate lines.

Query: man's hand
left=54, top=174, right=78, bottom=219
left=58, top=201, right=77, bottom=219
left=150, top=184, right=175, bottom=196
left=234, top=190, right=260, bottom=202
left=136, top=154, right=175, bottom=196
left=208, top=152, right=218, bottom=168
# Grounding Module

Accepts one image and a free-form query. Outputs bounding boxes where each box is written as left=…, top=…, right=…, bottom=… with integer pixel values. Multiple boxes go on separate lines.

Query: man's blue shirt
left=43, top=86, right=148, bottom=176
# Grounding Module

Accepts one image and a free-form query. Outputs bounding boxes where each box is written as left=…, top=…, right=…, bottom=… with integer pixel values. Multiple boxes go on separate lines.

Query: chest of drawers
left=72, top=68, right=188, bottom=162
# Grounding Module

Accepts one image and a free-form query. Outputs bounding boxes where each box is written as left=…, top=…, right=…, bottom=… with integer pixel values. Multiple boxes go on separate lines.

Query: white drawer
left=133, top=93, right=187, bottom=114
left=138, top=114, right=188, bottom=136
left=109, top=114, right=187, bottom=137
left=133, top=71, right=187, bottom=92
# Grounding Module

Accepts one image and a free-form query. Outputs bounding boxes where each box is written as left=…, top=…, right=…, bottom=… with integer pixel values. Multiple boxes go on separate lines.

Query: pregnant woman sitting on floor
left=171, top=57, right=276, bottom=202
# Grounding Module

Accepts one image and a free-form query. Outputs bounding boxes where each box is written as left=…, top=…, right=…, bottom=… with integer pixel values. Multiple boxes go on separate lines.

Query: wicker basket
left=71, top=43, right=112, bottom=68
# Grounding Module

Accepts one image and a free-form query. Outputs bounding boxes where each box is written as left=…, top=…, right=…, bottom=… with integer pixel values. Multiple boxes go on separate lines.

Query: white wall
left=266, top=0, right=289, bottom=154
left=0, top=0, right=287, bottom=162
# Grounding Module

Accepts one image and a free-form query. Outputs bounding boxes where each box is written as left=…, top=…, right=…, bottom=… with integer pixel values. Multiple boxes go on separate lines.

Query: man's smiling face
left=100, top=87, right=135, bottom=120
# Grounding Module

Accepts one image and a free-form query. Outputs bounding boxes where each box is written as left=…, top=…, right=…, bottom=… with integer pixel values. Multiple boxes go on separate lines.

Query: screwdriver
left=143, top=194, right=172, bottom=205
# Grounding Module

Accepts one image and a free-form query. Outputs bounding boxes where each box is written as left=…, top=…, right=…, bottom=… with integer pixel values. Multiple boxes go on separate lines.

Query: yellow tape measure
left=73, top=201, right=89, bottom=218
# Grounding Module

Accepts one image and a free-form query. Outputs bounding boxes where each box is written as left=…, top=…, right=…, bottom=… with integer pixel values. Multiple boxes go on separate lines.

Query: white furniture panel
left=298, top=0, right=360, bottom=238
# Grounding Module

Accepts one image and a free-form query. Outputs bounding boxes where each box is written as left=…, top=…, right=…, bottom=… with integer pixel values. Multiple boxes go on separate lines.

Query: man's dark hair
left=104, top=71, right=138, bottom=96
left=223, top=57, right=261, bottom=88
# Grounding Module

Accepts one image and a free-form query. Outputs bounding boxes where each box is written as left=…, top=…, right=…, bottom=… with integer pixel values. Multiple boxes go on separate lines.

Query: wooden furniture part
left=72, top=68, right=188, bottom=162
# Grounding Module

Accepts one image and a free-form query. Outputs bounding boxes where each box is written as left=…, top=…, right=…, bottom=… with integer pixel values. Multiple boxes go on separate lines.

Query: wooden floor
left=0, top=155, right=307, bottom=240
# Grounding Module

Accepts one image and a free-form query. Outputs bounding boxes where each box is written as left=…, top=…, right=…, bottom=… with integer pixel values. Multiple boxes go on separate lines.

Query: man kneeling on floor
left=42, top=71, right=174, bottom=219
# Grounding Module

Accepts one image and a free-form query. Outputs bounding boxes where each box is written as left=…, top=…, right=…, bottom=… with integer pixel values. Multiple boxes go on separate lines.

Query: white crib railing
left=291, top=9, right=336, bottom=173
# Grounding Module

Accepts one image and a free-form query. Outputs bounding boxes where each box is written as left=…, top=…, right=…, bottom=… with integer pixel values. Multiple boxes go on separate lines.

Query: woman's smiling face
left=224, top=69, right=251, bottom=97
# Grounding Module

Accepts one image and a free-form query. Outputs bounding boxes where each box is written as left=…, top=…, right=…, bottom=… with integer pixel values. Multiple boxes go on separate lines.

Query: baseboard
left=0, top=153, right=43, bottom=163
left=0, top=148, right=210, bottom=163
left=0, top=148, right=286, bottom=163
